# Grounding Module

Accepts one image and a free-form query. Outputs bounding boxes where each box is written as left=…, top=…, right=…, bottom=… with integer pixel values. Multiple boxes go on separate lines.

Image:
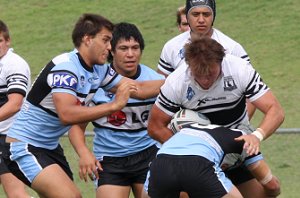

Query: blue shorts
left=2, top=141, right=73, bottom=186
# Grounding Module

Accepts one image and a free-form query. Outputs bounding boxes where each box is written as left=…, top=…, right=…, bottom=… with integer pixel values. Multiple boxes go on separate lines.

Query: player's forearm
left=258, top=104, right=284, bottom=140
left=132, top=80, right=164, bottom=100
left=59, top=102, right=122, bottom=125
left=68, top=124, right=90, bottom=157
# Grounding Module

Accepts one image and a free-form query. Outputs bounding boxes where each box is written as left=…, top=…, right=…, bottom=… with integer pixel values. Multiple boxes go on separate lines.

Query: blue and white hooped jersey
left=157, top=124, right=263, bottom=170
left=92, top=64, right=164, bottom=158
left=7, top=49, right=121, bottom=149
left=0, top=48, right=31, bottom=134
left=156, top=54, right=269, bottom=128
left=157, top=28, right=250, bottom=76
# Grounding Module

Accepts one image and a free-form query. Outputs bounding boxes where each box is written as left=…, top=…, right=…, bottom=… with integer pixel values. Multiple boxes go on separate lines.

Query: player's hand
left=78, top=149, right=103, bottom=182
left=113, top=81, right=137, bottom=110
left=235, top=134, right=261, bottom=155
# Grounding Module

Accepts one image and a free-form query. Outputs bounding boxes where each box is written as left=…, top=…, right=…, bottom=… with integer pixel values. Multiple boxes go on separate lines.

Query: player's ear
left=82, top=34, right=92, bottom=46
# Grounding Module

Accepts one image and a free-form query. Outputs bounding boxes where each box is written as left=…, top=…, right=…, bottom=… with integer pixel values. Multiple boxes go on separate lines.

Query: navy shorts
left=224, top=164, right=255, bottom=185
left=148, top=154, right=233, bottom=198
left=1, top=141, right=73, bottom=187
left=0, top=135, right=10, bottom=175
left=96, top=144, right=158, bottom=187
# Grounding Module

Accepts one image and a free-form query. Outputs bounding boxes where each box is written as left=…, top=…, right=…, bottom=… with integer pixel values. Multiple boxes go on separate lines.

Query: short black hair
left=108, top=22, right=144, bottom=62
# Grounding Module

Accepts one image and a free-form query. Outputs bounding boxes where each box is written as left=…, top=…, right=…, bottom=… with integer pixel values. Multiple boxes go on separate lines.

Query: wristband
left=252, top=130, right=264, bottom=141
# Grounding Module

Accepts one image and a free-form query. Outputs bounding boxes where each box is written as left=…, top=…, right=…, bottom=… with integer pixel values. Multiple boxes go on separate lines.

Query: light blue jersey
left=158, top=124, right=263, bottom=170
left=7, top=50, right=121, bottom=149
left=92, top=64, right=164, bottom=158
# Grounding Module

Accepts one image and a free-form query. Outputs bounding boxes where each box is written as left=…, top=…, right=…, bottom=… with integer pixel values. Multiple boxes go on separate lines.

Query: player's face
left=187, top=7, right=213, bottom=37
left=89, top=28, right=112, bottom=65
left=192, top=63, right=221, bottom=90
left=0, top=33, right=10, bottom=59
left=111, top=38, right=141, bottom=77
left=178, top=14, right=190, bottom=33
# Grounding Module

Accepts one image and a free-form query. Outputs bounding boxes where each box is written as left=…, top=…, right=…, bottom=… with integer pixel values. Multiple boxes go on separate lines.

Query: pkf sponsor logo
left=48, top=72, right=77, bottom=90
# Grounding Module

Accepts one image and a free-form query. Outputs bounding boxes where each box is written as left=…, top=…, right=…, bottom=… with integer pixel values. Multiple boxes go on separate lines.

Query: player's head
left=186, top=0, right=216, bottom=23
left=72, top=13, right=114, bottom=48
left=176, top=6, right=190, bottom=33
left=108, top=22, right=144, bottom=61
left=107, top=22, right=144, bottom=77
left=0, top=20, right=10, bottom=41
left=170, top=109, right=211, bottom=133
left=185, top=37, right=225, bottom=89
left=0, top=20, right=11, bottom=58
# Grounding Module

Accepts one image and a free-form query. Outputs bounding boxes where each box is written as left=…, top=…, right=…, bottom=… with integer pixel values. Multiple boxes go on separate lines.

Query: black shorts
left=0, top=134, right=10, bottom=175
left=224, top=164, right=255, bottom=185
left=97, top=144, right=158, bottom=187
left=1, top=141, right=73, bottom=187
left=148, top=154, right=232, bottom=198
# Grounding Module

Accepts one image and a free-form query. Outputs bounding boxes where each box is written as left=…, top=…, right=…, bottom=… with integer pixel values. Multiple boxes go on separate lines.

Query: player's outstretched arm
left=109, top=77, right=164, bottom=100
left=53, top=80, right=135, bottom=125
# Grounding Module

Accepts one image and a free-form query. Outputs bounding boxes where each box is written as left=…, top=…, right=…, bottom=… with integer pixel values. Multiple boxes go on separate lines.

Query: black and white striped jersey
left=155, top=54, right=268, bottom=128
left=0, top=48, right=30, bottom=133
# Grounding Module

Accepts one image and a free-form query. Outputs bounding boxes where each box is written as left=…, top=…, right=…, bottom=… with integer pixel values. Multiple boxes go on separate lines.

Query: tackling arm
left=109, top=77, right=165, bottom=100
left=147, top=104, right=173, bottom=144
left=53, top=79, right=135, bottom=125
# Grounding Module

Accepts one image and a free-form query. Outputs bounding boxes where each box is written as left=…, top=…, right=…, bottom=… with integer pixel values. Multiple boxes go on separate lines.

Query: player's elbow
left=58, top=113, right=76, bottom=125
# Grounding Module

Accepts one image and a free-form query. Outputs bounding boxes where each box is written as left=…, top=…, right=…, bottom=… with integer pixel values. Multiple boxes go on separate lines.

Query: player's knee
left=263, top=176, right=281, bottom=197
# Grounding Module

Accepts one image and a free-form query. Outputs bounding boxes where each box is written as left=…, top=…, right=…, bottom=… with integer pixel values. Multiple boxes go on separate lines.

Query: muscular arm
left=246, top=99, right=256, bottom=120
left=147, top=104, right=173, bottom=144
left=0, top=93, right=24, bottom=121
left=235, top=91, right=284, bottom=155
left=252, top=90, right=285, bottom=139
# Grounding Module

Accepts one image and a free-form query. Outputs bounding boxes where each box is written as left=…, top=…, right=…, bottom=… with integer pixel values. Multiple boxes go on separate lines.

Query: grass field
left=1, top=0, right=299, bottom=127
left=1, top=0, right=300, bottom=197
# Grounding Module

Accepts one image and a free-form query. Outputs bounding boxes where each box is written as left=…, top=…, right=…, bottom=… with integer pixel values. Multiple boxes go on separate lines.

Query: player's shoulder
left=139, top=64, right=165, bottom=79
left=213, top=28, right=241, bottom=46
left=222, top=54, right=252, bottom=72
left=52, top=50, right=83, bottom=72
left=163, top=31, right=190, bottom=49
left=165, top=63, right=189, bottom=85
left=3, top=49, right=29, bottom=66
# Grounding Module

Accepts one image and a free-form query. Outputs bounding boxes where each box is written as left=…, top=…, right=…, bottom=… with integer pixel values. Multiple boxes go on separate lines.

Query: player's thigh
left=31, top=164, right=81, bottom=198
left=0, top=172, right=29, bottom=197
left=132, top=183, right=144, bottom=198
left=222, top=185, right=243, bottom=198
left=236, top=178, right=265, bottom=198
left=96, top=184, right=131, bottom=198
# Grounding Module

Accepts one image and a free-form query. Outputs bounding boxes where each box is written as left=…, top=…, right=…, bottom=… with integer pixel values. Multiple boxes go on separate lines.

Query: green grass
left=1, top=0, right=299, bottom=127
left=1, top=0, right=299, bottom=197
